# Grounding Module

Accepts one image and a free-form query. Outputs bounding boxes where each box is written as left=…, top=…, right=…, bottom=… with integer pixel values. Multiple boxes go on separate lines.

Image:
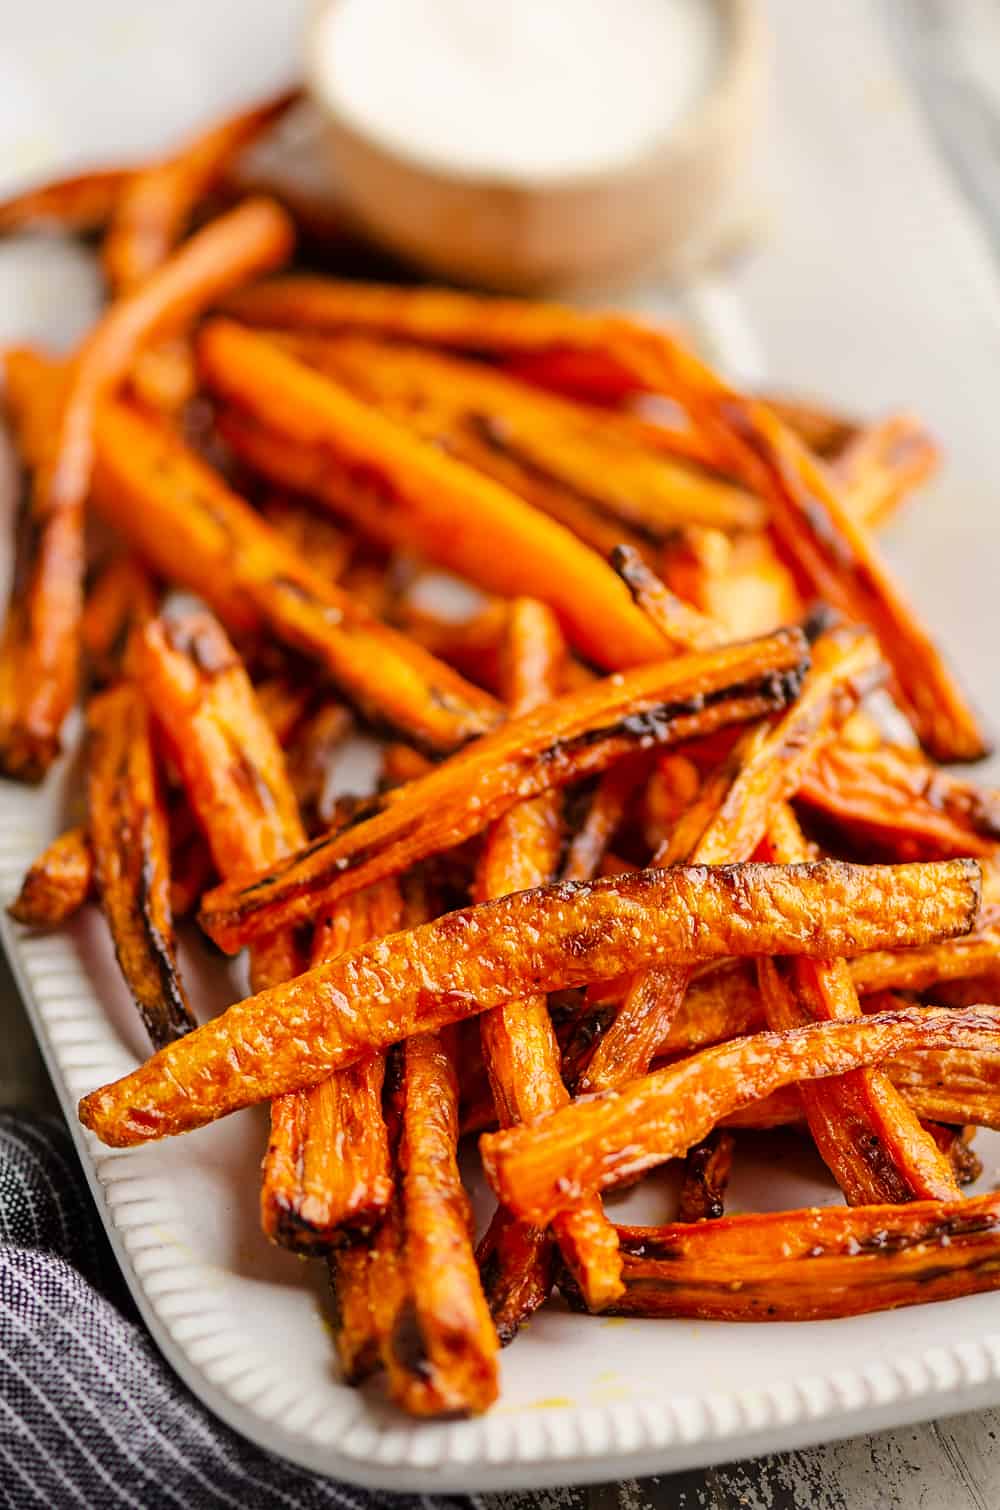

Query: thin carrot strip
left=92, top=398, right=501, bottom=753
left=196, top=320, right=670, bottom=670
left=676, top=1130, right=735, bottom=1224
left=0, top=167, right=132, bottom=236
left=197, top=627, right=809, bottom=952
left=481, top=1005, right=1000, bottom=1227
left=833, top=411, right=940, bottom=529
left=78, top=856, right=982, bottom=1146
left=8, top=826, right=94, bottom=928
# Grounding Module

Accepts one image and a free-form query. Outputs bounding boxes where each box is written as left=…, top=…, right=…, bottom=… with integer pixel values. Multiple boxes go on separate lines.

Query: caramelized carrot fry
left=8, top=825, right=94, bottom=928
left=561, top=1194, right=1000, bottom=1322
left=756, top=804, right=959, bottom=1203
left=198, top=627, right=809, bottom=951
left=104, top=89, right=300, bottom=290
left=196, top=321, right=670, bottom=670
left=285, top=700, right=354, bottom=832
left=168, top=826, right=215, bottom=919
left=78, top=857, right=982, bottom=1146
left=327, top=1243, right=381, bottom=1385
left=82, top=555, right=159, bottom=683
left=92, top=399, right=501, bottom=752
left=612, top=543, right=725, bottom=652
left=797, top=740, right=1000, bottom=860
left=476, top=1208, right=555, bottom=1346
left=560, top=754, right=650, bottom=884
left=476, top=599, right=620, bottom=1318
left=388, top=1026, right=499, bottom=1415
left=676, top=1130, right=735, bottom=1224
left=481, top=1004, right=1000, bottom=1226
left=849, top=926, right=1000, bottom=996
left=86, top=683, right=194, bottom=1048
left=278, top=333, right=764, bottom=537
left=0, top=200, right=294, bottom=780
left=0, top=167, right=132, bottom=236
left=258, top=493, right=355, bottom=584
left=579, top=626, right=883, bottom=1093
left=660, top=525, right=803, bottom=643
left=263, top=882, right=400, bottom=1253
left=833, top=411, right=940, bottom=529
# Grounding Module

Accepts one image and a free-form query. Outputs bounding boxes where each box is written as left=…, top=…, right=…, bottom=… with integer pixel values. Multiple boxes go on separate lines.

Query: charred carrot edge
left=196, top=320, right=670, bottom=671
left=579, top=626, right=883, bottom=1093
left=756, top=804, right=959, bottom=1203
left=198, top=627, right=809, bottom=952
left=611, top=544, right=726, bottom=653
left=481, top=1004, right=1000, bottom=1227
left=676, top=1130, right=735, bottom=1224
left=8, top=825, right=94, bottom=927
left=475, top=599, right=621, bottom=1318
left=560, top=754, right=650, bottom=884
left=832, top=411, right=940, bottom=529
left=476, top=1209, right=556, bottom=1346
left=558, top=1193, right=1000, bottom=1322
left=0, top=200, right=294, bottom=780
left=615, top=327, right=987, bottom=761
left=225, top=280, right=984, bottom=757
left=385, top=1027, right=499, bottom=1416
left=78, top=857, right=982, bottom=1147
left=327, top=1244, right=381, bottom=1385
left=263, top=882, right=399, bottom=1253
left=86, top=682, right=194, bottom=1048
left=104, top=89, right=300, bottom=290
left=93, top=399, right=501, bottom=754
left=275, top=332, right=765, bottom=537
left=0, top=167, right=133, bottom=236
left=796, top=741, right=1000, bottom=860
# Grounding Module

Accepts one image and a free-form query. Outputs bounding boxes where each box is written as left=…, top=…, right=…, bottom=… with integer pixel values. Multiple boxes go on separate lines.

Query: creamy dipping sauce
left=313, top=0, right=723, bottom=183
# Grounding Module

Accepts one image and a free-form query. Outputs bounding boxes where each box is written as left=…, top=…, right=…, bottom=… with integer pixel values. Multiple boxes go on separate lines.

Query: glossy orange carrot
left=79, top=856, right=982, bottom=1146
left=92, top=399, right=501, bottom=752
left=198, top=627, right=809, bottom=952
left=561, top=1194, right=1000, bottom=1321
left=481, top=1004, right=1000, bottom=1226
left=8, top=826, right=94, bottom=928
left=196, top=320, right=669, bottom=670
left=833, top=410, right=940, bottom=528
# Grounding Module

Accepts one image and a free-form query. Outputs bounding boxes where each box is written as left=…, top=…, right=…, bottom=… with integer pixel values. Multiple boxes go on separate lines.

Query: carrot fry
left=258, top=493, right=355, bottom=584
left=561, top=1193, right=1000, bottom=1322
left=387, top=1026, right=499, bottom=1415
left=327, top=1243, right=381, bottom=1385
left=278, top=333, right=764, bottom=537
left=797, top=740, right=1000, bottom=860
left=92, top=399, right=501, bottom=752
left=560, top=754, right=650, bottom=884
left=262, top=882, right=400, bottom=1253
left=82, top=555, right=159, bottom=683
left=476, top=599, right=621, bottom=1318
left=196, top=320, right=670, bottom=670
left=849, top=925, right=1000, bottom=996
left=199, top=628, right=808, bottom=951
left=659, top=525, right=803, bottom=643
left=0, top=167, right=132, bottom=236
left=476, top=1209, right=556, bottom=1346
left=86, top=682, right=194, bottom=1048
left=481, top=1004, right=1000, bottom=1227
left=579, top=626, right=883, bottom=1093
left=0, top=200, right=293, bottom=779
left=8, top=825, right=94, bottom=928
left=756, top=804, right=959, bottom=1203
left=833, top=411, right=939, bottom=529
left=612, top=543, right=726, bottom=653
left=79, top=856, right=982, bottom=1146
left=676, top=1130, right=735, bottom=1224
left=285, top=701, right=354, bottom=832
left=104, top=89, right=300, bottom=290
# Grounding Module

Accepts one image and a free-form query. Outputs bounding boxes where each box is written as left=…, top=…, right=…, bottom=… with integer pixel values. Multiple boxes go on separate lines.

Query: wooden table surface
left=5, top=2, right=1000, bottom=1505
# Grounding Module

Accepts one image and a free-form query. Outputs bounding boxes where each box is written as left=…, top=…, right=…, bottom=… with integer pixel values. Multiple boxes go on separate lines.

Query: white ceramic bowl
left=304, top=0, right=767, bottom=291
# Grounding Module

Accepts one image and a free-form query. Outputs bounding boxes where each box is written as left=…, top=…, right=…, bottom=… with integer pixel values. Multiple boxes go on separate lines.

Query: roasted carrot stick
left=8, top=825, right=94, bottom=928
left=579, top=626, right=882, bottom=1093
left=198, top=627, right=809, bottom=951
left=611, top=543, right=726, bottom=653
left=92, top=399, right=501, bottom=752
left=328, top=1242, right=382, bottom=1385
left=756, top=804, right=959, bottom=1203
left=0, top=167, right=132, bottom=236
left=676, top=1130, right=735, bottom=1224
left=0, top=200, right=293, bottom=779
left=196, top=321, right=670, bottom=670
left=86, top=682, right=194, bottom=1047
left=833, top=411, right=939, bottom=529
left=849, top=924, right=1000, bottom=997
left=560, top=754, right=650, bottom=884
left=797, top=740, right=1000, bottom=860
left=481, top=1004, right=1000, bottom=1227
left=81, top=555, right=160, bottom=684
left=475, top=599, right=621, bottom=1318
left=560, top=1194, right=1000, bottom=1322
left=263, top=883, right=399, bottom=1253
left=103, top=90, right=300, bottom=290
left=79, top=856, right=982, bottom=1146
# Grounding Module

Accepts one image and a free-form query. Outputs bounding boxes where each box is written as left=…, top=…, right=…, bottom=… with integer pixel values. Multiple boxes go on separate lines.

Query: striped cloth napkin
left=0, top=1111, right=470, bottom=1510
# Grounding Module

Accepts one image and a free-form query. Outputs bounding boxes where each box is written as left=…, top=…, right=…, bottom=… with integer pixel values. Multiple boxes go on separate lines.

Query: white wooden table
left=4, top=1, right=1000, bottom=1503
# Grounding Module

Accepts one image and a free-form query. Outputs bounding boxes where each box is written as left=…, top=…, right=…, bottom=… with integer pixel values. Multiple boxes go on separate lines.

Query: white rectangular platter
left=6, top=0, right=1000, bottom=1493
